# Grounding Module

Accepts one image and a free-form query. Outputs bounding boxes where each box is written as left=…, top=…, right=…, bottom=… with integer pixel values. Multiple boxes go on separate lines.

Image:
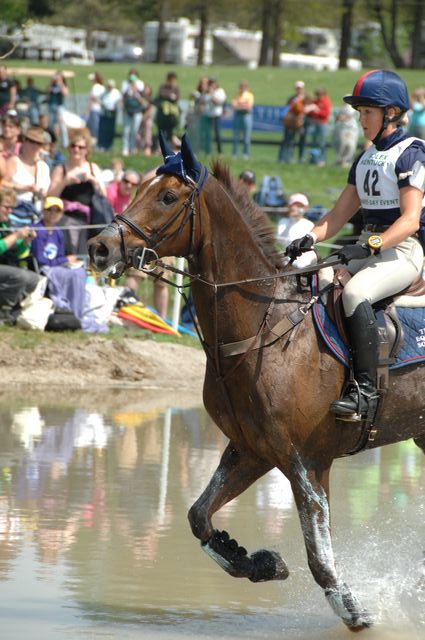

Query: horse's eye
left=163, top=191, right=177, bottom=205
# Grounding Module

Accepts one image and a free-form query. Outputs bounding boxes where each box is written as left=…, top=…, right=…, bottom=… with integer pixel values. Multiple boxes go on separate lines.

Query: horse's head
left=88, top=133, right=208, bottom=278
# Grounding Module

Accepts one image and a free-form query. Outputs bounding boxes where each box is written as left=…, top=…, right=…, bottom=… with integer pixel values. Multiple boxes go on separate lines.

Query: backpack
left=254, top=176, right=287, bottom=207
left=9, top=200, right=40, bottom=228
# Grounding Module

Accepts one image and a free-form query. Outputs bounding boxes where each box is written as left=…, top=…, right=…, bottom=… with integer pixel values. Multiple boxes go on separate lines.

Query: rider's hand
left=285, top=234, right=315, bottom=261
left=337, top=243, right=371, bottom=265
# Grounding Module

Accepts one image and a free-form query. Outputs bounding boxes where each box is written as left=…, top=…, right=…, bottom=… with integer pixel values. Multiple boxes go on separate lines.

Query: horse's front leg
left=290, top=459, right=373, bottom=631
left=188, top=441, right=289, bottom=582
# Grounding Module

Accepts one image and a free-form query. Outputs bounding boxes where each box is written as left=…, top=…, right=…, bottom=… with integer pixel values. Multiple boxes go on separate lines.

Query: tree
left=339, top=0, right=355, bottom=68
left=371, top=0, right=405, bottom=68
left=271, top=0, right=284, bottom=66
left=410, top=0, right=423, bottom=68
left=258, top=0, right=272, bottom=66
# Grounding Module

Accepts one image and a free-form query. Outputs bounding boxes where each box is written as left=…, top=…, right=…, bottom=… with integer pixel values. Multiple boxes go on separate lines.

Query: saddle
left=323, top=267, right=425, bottom=408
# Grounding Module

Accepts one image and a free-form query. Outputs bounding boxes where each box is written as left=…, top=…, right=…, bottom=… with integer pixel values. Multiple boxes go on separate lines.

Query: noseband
left=111, top=167, right=206, bottom=271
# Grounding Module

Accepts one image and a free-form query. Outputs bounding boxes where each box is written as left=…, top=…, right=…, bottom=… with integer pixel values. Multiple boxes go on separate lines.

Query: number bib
left=355, top=137, right=418, bottom=215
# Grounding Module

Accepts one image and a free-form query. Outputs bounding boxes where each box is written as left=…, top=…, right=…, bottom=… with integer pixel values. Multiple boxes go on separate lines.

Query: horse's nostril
left=91, top=241, right=109, bottom=259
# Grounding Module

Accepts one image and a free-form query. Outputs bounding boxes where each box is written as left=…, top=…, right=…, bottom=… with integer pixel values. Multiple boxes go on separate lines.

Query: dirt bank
left=1, top=335, right=206, bottom=410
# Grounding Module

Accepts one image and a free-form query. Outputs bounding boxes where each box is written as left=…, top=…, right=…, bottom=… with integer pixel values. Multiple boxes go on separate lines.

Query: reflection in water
left=0, top=399, right=424, bottom=639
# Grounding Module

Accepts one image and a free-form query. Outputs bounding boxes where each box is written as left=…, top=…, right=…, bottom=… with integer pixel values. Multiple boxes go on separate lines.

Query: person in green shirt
left=0, top=188, right=41, bottom=323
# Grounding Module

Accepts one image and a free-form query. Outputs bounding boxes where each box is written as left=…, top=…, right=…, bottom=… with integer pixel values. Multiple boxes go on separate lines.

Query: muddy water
left=0, top=393, right=424, bottom=640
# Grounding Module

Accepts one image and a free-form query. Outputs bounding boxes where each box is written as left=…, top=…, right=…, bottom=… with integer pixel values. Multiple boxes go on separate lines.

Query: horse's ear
left=180, top=134, right=199, bottom=173
left=159, top=130, right=175, bottom=159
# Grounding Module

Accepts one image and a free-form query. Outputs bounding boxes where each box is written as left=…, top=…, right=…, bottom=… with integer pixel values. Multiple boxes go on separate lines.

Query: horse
left=88, top=134, right=425, bottom=631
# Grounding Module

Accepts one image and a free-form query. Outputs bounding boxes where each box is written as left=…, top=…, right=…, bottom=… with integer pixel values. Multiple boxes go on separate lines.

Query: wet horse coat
left=88, top=135, right=425, bottom=631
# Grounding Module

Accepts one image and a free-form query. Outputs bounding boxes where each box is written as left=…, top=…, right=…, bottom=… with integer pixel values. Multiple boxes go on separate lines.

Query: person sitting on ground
left=106, top=169, right=141, bottom=215
left=47, top=131, right=106, bottom=254
left=1, top=110, right=21, bottom=159
left=4, top=125, right=50, bottom=215
left=30, top=196, right=86, bottom=322
left=0, top=187, right=41, bottom=323
left=238, top=169, right=256, bottom=196
left=277, top=193, right=314, bottom=268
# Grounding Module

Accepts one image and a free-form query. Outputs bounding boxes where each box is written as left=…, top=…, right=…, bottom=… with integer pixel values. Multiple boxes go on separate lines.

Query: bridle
left=111, top=167, right=207, bottom=272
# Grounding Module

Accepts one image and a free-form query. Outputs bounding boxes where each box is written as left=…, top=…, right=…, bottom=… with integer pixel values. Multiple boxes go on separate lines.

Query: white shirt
left=278, top=216, right=316, bottom=268
left=89, top=83, right=106, bottom=113
left=209, top=87, right=226, bottom=117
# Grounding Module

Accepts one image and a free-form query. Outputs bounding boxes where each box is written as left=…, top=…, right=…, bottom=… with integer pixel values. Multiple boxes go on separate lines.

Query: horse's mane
left=211, top=160, right=283, bottom=268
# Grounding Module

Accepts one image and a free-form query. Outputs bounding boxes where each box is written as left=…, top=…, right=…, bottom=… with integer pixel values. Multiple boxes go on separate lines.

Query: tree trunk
left=339, top=0, right=354, bottom=69
left=156, top=0, right=168, bottom=64
left=197, top=4, right=208, bottom=66
left=410, top=0, right=423, bottom=68
left=258, top=0, right=272, bottom=66
left=372, top=0, right=405, bottom=68
left=271, top=0, right=284, bottom=67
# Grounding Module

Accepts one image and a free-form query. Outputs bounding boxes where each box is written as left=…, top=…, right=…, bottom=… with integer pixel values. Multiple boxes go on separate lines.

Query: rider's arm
left=378, top=186, right=423, bottom=250
left=309, top=183, right=361, bottom=243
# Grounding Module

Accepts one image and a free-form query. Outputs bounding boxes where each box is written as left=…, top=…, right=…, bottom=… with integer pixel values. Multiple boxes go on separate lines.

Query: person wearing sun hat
left=3, top=125, right=50, bottom=212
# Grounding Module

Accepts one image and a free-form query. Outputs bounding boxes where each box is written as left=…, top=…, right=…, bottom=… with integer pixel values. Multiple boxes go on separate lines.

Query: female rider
left=286, top=69, right=425, bottom=421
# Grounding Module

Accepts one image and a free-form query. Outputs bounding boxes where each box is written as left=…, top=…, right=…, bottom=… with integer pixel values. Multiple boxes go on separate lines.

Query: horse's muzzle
left=87, top=236, right=126, bottom=278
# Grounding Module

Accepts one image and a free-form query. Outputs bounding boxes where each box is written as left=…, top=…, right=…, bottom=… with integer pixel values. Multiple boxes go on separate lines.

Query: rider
left=286, top=69, right=425, bottom=420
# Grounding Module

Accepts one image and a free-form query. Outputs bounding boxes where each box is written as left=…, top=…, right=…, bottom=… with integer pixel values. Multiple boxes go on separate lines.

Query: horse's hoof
left=202, top=529, right=289, bottom=582
left=326, top=583, right=373, bottom=631
left=249, top=549, right=289, bottom=582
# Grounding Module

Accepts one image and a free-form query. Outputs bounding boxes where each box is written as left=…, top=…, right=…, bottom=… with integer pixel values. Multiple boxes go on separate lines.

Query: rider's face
left=357, top=105, right=397, bottom=141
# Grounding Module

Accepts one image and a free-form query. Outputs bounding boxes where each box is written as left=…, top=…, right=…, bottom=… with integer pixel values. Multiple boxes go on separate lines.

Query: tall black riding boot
left=330, top=301, right=379, bottom=419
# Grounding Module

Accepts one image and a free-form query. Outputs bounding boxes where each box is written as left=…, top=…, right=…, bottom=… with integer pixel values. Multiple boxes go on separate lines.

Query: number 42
left=363, top=169, right=381, bottom=196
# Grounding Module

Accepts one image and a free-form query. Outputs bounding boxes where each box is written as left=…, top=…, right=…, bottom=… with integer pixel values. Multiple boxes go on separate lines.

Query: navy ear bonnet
left=343, top=69, right=410, bottom=112
left=156, top=132, right=208, bottom=192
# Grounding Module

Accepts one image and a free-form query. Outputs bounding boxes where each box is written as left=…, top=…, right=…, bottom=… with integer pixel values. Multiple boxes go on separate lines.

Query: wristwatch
left=367, top=234, right=383, bottom=255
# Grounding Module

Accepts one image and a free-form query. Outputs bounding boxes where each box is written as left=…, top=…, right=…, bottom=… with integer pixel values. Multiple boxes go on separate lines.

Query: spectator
left=186, top=76, right=210, bottom=153
left=0, top=187, right=41, bottom=323
left=48, top=131, right=106, bottom=254
left=31, top=196, right=86, bottom=322
left=86, top=72, right=105, bottom=145
left=332, top=103, right=360, bottom=167
left=0, top=65, right=17, bottom=117
left=4, top=126, right=50, bottom=214
left=39, top=128, right=66, bottom=172
left=18, top=76, right=42, bottom=125
left=277, top=192, right=314, bottom=268
left=106, top=169, right=140, bottom=215
left=46, top=71, right=69, bottom=149
left=238, top=169, right=256, bottom=196
left=97, top=79, right=121, bottom=152
left=0, top=110, right=21, bottom=159
left=408, top=87, right=425, bottom=140
left=155, top=71, right=181, bottom=143
left=207, top=77, right=226, bottom=155
left=232, top=80, right=254, bottom=160
left=278, top=81, right=308, bottom=163
left=303, top=87, right=332, bottom=166
left=139, top=83, right=155, bottom=156
left=121, top=70, right=146, bottom=157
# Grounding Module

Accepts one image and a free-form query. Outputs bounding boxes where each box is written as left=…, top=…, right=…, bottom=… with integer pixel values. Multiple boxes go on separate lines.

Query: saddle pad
left=311, top=275, right=425, bottom=370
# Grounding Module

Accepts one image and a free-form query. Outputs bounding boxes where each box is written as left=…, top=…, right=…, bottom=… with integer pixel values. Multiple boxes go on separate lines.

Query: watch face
left=368, top=235, right=383, bottom=249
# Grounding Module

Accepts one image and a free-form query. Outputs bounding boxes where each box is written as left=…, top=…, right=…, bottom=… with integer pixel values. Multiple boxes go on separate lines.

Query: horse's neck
left=190, top=190, right=277, bottom=344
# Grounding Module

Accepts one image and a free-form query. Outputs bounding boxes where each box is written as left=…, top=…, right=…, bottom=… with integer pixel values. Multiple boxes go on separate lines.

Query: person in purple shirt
left=31, top=196, right=86, bottom=321
left=31, top=196, right=70, bottom=267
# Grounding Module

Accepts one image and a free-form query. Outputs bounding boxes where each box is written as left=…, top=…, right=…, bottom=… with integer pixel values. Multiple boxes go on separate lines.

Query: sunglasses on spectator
left=70, top=143, right=87, bottom=150
left=0, top=203, right=13, bottom=210
left=44, top=207, right=62, bottom=213
left=122, top=178, right=139, bottom=187
left=25, top=138, right=43, bottom=145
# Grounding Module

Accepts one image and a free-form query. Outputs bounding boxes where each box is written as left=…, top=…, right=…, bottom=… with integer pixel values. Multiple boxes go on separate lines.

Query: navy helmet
left=343, top=69, right=410, bottom=113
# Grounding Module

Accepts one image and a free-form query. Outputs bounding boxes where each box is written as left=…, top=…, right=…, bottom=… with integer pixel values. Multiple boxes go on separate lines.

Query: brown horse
left=88, top=135, right=425, bottom=631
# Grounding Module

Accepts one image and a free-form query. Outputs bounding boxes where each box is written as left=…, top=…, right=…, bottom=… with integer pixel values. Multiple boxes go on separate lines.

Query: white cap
left=288, top=192, right=309, bottom=208
left=295, top=80, right=305, bottom=88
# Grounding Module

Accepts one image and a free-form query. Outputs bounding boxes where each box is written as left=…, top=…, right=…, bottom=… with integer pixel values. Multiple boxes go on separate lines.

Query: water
left=0, top=393, right=424, bottom=640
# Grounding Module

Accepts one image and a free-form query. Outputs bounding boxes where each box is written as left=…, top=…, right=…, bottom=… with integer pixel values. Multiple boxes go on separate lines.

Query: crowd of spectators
left=0, top=61, right=424, bottom=332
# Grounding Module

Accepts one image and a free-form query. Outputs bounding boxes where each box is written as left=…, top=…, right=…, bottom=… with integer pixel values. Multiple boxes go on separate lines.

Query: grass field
left=7, top=59, right=424, bottom=208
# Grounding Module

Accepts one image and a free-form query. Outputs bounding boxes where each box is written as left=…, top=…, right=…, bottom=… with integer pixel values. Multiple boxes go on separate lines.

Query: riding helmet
left=343, top=69, right=410, bottom=112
